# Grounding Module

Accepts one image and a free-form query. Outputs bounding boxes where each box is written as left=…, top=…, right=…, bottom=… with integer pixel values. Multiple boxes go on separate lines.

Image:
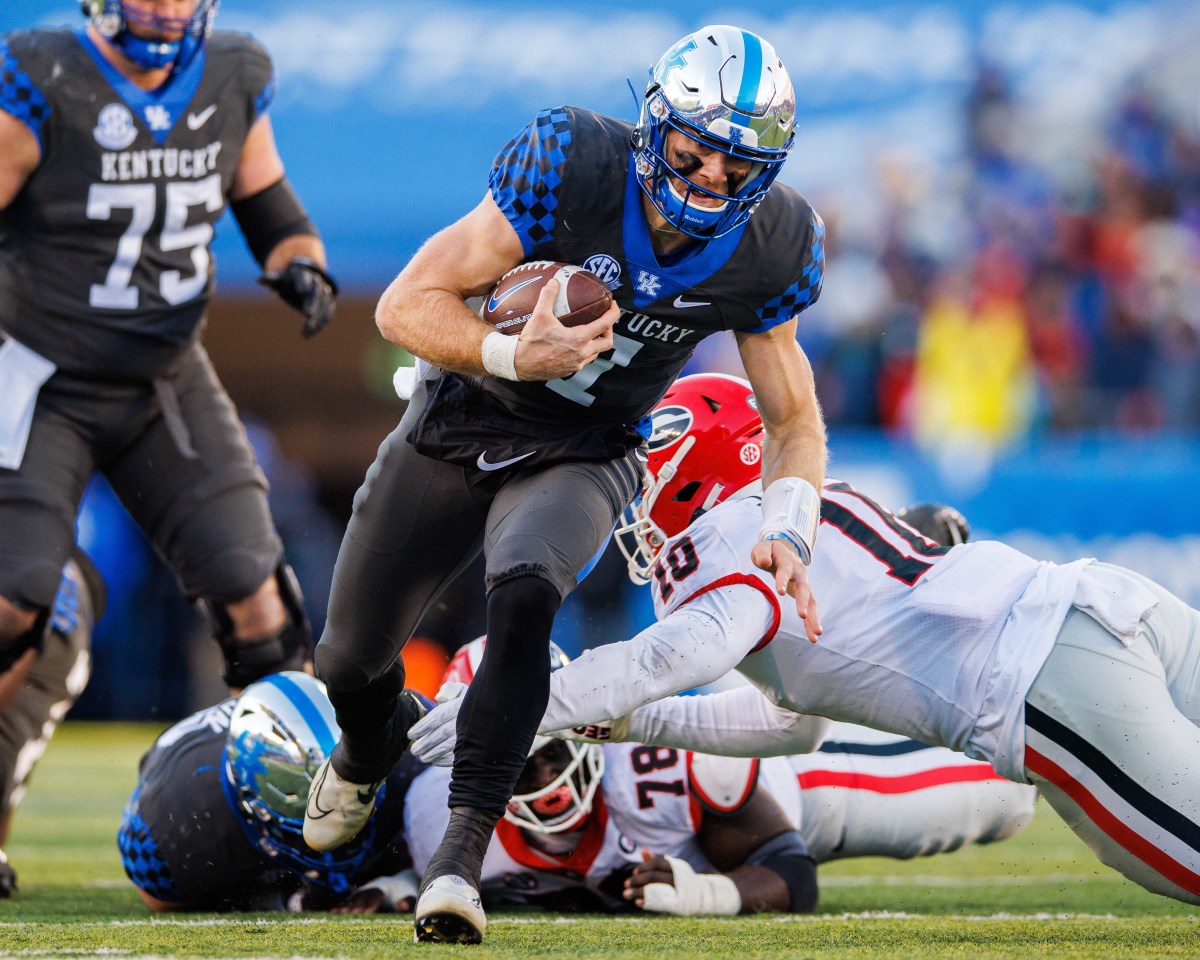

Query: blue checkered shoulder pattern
left=118, top=788, right=184, bottom=902
left=254, top=75, right=275, bottom=118
left=488, top=107, right=573, bottom=253
left=0, top=39, right=51, bottom=144
left=753, top=211, right=826, bottom=330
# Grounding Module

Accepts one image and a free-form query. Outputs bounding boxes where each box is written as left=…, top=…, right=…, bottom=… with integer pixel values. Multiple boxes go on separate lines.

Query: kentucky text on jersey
left=620, top=311, right=694, bottom=344
left=101, top=142, right=222, bottom=182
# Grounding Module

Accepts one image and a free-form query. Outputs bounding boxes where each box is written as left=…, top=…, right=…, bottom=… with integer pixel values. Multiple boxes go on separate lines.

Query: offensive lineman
left=413, top=373, right=1200, bottom=911
left=302, top=25, right=829, bottom=944
left=119, top=672, right=426, bottom=912
left=0, top=2, right=336, bottom=698
left=384, top=636, right=1033, bottom=918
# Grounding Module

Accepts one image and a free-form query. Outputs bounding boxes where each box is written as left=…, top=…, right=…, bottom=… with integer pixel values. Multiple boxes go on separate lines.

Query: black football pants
left=315, top=385, right=642, bottom=813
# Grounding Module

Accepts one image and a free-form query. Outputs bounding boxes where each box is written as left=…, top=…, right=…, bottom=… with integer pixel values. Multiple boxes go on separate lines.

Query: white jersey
left=403, top=730, right=1033, bottom=906
left=403, top=742, right=796, bottom=910
left=648, top=481, right=1093, bottom=778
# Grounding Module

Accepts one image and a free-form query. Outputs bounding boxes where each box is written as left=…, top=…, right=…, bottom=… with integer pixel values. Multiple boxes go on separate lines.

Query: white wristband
left=758, top=477, right=821, bottom=564
left=639, top=856, right=741, bottom=916
left=481, top=330, right=520, bottom=381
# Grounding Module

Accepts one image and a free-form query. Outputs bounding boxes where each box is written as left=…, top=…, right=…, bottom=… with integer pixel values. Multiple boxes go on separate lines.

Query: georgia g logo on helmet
left=647, top=406, right=694, bottom=453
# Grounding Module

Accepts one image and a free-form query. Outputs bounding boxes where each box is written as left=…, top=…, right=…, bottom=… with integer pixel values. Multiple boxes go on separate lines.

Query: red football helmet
left=616, top=374, right=765, bottom=583
left=443, top=636, right=603, bottom=835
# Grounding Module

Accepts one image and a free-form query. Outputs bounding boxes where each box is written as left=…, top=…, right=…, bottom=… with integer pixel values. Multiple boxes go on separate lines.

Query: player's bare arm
left=737, top=321, right=826, bottom=637
left=0, top=110, right=39, bottom=210
left=231, top=115, right=326, bottom=272
left=623, top=781, right=814, bottom=915
left=374, top=194, right=616, bottom=380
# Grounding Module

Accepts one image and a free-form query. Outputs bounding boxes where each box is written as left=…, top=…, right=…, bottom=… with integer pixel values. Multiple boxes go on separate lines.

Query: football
left=481, top=260, right=612, bottom=335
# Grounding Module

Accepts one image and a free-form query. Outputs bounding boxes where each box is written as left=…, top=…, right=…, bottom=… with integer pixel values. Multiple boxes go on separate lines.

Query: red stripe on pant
left=797, top=764, right=1003, bottom=794
left=1025, top=745, right=1200, bottom=898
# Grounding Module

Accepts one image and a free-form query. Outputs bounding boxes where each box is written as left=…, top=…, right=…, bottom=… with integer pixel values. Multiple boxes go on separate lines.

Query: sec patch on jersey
left=481, top=261, right=611, bottom=335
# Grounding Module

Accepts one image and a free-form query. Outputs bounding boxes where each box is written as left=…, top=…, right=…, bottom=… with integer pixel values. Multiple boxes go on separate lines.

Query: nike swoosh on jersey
left=187, top=104, right=217, bottom=130
left=673, top=296, right=711, bottom=309
left=476, top=450, right=536, bottom=471
left=486, top=277, right=542, bottom=313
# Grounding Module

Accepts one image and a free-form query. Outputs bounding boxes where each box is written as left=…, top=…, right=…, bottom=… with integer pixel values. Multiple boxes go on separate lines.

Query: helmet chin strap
left=84, top=0, right=214, bottom=73
left=112, top=32, right=181, bottom=70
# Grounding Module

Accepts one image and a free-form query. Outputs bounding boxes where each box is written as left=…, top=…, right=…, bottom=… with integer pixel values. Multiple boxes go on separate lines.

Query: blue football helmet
left=633, top=25, right=796, bottom=239
left=80, top=0, right=219, bottom=72
left=222, top=671, right=372, bottom=893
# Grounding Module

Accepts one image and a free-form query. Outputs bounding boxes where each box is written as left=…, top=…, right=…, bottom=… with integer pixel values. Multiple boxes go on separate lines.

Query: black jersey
left=409, top=105, right=824, bottom=469
left=117, top=699, right=419, bottom=909
left=0, top=29, right=271, bottom=380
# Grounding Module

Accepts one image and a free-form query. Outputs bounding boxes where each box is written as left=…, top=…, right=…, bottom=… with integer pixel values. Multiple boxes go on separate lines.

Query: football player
left=0, top=553, right=103, bottom=896
left=0, top=2, right=336, bottom=710
left=303, top=26, right=829, bottom=945
left=118, top=672, right=426, bottom=912
left=413, top=373, right=1200, bottom=909
left=365, top=636, right=1032, bottom=918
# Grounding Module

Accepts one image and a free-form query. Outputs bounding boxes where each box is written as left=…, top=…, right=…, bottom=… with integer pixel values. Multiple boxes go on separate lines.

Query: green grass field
left=0, top=722, right=1196, bottom=959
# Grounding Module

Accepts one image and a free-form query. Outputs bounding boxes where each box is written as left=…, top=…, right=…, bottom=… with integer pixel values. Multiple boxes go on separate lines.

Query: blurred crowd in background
left=860, top=75, right=1200, bottom=439
left=696, top=63, right=1200, bottom=453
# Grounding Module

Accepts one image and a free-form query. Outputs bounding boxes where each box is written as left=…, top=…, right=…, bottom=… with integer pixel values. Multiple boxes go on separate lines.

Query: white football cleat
left=413, top=875, right=486, bottom=945
left=302, top=757, right=381, bottom=852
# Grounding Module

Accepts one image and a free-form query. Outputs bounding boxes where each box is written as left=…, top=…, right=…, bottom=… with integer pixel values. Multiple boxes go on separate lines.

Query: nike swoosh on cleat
left=476, top=450, right=536, bottom=471
left=306, top=767, right=334, bottom=817
left=673, top=295, right=710, bottom=309
left=187, top=104, right=217, bottom=129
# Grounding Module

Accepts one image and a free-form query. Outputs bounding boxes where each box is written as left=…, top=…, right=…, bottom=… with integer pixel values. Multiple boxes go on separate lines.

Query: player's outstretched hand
left=331, top=887, right=394, bottom=914
left=625, top=851, right=740, bottom=915
left=514, top=279, right=617, bottom=381
left=752, top=538, right=822, bottom=642
left=623, top=852, right=673, bottom=910
left=408, top=680, right=468, bottom=766
left=331, top=870, right=420, bottom=914
left=259, top=257, right=339, bottom=338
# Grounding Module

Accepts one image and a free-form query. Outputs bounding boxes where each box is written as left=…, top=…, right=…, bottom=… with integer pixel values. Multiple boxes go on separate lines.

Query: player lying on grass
left=341, top=637, right=1033, bottom=917
left=118, top=663, right=1033, bottom=914
left=118, top=672, right=427, bottom=912
left=412, top=372, right=1200, bottom=912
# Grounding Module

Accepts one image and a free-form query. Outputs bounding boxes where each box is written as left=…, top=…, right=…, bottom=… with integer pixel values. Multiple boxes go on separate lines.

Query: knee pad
left=486, top=573, right=561, bottom=642
left=314, top=644, right=406, bottom=699
left=199, top=563, right=313, bottom=689
left=0, top=548, right=105, bottom=674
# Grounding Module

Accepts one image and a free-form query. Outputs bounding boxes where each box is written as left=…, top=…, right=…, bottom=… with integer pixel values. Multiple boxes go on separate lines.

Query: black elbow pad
left=747, top=830, right=819, bottom=913
left=231, top=178, right=317, bottom=266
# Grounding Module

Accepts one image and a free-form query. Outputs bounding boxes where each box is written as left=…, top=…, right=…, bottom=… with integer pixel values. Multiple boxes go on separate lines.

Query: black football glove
left=259, top=257, right=339, bottom=339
